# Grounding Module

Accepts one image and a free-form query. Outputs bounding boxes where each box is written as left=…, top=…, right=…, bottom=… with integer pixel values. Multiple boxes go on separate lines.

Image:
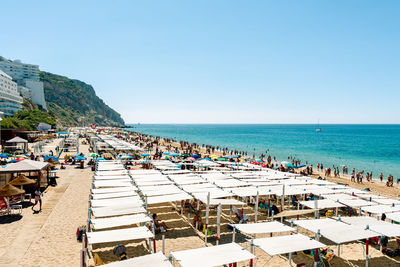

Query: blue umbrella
left=162, top=152, right=170, bottom=155
left=94, top=158, right=106, bottom=161
left=0, top=154, right=8, bottom=159
left=170, top=153, right=179, bottom=157
left=8, top=160, right=18, bottom=163
left=224, top=155, right=240, bottom=158
left=141, top=153, right=150, bottom=157
left=192, top=154, right=200, bottom=159
left=285, top=163, right=296, bottom=168
left=44, top=156, right=59, bottom=162
left=75, top=156, right=87, bottom=161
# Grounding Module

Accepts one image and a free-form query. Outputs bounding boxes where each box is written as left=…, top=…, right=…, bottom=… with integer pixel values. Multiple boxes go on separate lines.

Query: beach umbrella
left=94, top=158, right=106, bottom=162
left=0, top=184, right=25, bottom=198
left=15, top=158, right=26, bottom=162
left=141, top=153, right=150, bottom=157
left=8, top=160, right=18, bottom=163
left=102, top=153, right=113, bottom=159
left=90, top=153, right=100, bottom=158
left=120, top=155, right=133, bottom=160
left=38, top=152, right=51, bottom=156
left=170, top=153, right=179, bottom=157
left=210, top=155, right=219, bottom=158
left=44, top=156, right=59, bottom=162
left=16, top=155, right=28, bottom=159
left=192, top=154, right=200, bottom=159
left=185, top=157, right=196, bottom=161
left=162, top=152, right=170, bottom=155
left=163, top=156, right=170, bottom=160
left=216, top=157, right=227, bottom=161
left=224, top=155, right=240, bottom=159
left=285, top=163, right=296, bottom=168
left=75, top=156, right=87, bottom=161
left=0, top=154, right=8, bottom=159
left=8, top=174, right=36, bottom=186
left=3, top=153, right=12, bottom=157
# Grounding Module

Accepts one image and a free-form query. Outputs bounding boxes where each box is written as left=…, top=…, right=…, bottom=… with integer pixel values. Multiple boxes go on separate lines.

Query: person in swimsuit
left=153, top=213, right=168, bottom=231
left=32, top=187, right=42, bottom=211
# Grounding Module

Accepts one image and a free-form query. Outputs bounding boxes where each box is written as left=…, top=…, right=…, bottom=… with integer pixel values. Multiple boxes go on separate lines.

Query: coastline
left=126, top=124, right=400, bottom=182
left=126, top=128, right=400, bottom=199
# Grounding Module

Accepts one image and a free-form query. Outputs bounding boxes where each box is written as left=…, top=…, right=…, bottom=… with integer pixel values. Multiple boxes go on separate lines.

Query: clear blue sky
left=1, top=1, right=399, bottom=124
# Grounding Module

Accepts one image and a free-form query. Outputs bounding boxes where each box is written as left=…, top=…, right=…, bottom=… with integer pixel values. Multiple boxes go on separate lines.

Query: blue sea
left=127, top=124, right=400, bottom=179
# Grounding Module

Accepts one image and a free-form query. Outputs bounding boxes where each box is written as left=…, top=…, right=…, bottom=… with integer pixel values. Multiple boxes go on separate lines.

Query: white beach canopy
left=86, top=226, right=154, bottom=245
left=253, top=233, right=326, bottom=256
left=90, top=214, right=152, bottom=230
left=170, top=243, right=255, bottom=267
left=230, top=221, right=294, bottom=234
left=91, top=205, right=146, bottom=218
left=338, top=216, right=400, bottom=237
left=100, top=252, right=172, bottom=267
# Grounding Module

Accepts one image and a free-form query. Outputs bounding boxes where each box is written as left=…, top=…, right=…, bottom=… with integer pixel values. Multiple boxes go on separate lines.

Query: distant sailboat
left=316, top=119, right=322, bottom=132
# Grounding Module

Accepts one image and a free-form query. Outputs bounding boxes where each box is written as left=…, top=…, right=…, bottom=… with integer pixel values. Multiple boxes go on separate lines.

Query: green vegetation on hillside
left=40, top=72, right=125, bottom=127
left=1, top=109, right=56, bottom=130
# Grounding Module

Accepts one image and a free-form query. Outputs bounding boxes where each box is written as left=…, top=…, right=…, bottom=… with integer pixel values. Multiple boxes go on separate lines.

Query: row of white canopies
left=82, top=160, right=400, bottom=267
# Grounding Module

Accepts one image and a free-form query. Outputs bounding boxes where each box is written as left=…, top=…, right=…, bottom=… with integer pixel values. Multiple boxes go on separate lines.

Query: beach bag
left=382, top=248, right=393, bottom=257
left=76, top=225, right=86, bottom=242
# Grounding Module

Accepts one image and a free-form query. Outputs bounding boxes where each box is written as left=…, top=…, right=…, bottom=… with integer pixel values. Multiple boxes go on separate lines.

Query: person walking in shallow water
left=32, top=187, right=43, bottom=212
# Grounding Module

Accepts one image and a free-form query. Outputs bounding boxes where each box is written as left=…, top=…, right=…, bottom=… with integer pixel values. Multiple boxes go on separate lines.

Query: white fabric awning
left=293, top=218, right=378, bottom=244
left=386, top=212, right=400, bottom=223
left=87, top=226, right=154, bottom=245
left=338, top=216, right=400, bottom=237
left=91, top=191, right=138, bottom=200
left=100, top=252, right=172, bottom=267
left=253, top=233, right=326, bottom=256
left=93, top=175, right=131, bottom=181
left=170, top=243, right=255, bottom=267
left=230, top=221, right=294, bottom=234
left=91, top=187, right=136, bottom=194
left=91, top=214, right=152, bottom=230
left=93, top=180, right=132, bottom=188
left=146, top=192, right=192, bottom=205
left=339, top=199, right=377, bottom=208
left=91, top=205, right=146, bottom=218
left=361, top=204, right=400, bottom=215
left=299, top=199, right=345, bottom=209
left=90, top=196, right=143, bottom=208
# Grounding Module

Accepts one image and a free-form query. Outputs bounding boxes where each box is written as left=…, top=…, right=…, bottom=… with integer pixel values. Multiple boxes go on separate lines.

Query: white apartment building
left=0, top=70, right=23, bottom=116
left=0, top=58, right=47, bottom=110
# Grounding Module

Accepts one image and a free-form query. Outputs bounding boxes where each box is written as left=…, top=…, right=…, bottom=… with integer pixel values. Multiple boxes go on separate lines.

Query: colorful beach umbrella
left=141, top=153, right=150, bottom=157
left=0, top=154, right=8, bottom=159
left=44, top=156, right=59, bottom=162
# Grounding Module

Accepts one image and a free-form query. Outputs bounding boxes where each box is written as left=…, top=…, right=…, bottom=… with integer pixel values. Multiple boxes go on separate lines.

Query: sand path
left=0, top=139, right=91, bottom=267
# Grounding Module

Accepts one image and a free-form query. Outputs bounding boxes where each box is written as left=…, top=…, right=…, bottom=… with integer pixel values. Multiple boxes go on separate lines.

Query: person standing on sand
left=32, top=187, right=43, bottom=212
left=380, top=173, right=383, bottom=182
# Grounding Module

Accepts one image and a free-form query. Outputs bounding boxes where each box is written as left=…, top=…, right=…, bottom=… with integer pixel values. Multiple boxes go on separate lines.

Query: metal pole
left=205, top=192, right=210, bottom=245
left=255, top=191, right=259, bottom=223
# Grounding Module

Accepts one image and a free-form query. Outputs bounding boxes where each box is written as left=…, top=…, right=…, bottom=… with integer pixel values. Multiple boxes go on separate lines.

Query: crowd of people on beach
left=127, top=131, right=399, bottom=187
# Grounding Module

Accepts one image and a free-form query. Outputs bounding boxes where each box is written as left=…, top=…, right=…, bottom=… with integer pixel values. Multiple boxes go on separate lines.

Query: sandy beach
left=1, top=132, right=400, bottom=267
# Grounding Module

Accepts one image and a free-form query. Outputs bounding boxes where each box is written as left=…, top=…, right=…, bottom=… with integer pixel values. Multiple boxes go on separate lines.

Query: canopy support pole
left=195, top=200, right=200, bottom=230
left=313, top=248, right=319, bottom=267
left=366, top=238, right=369, bottom=267
left=216, top=203, right=221, bottom=245
left=255, top=191, right=259, bottom=223
left=205, top=192, right=210, bottom=245
left=232, top=227, right=236, bottom=243
left=162, top=234, right=165, bottom=254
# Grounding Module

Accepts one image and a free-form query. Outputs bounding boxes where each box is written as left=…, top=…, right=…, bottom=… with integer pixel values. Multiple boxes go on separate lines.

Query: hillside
left=40, top=72, right=125, bottom=127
